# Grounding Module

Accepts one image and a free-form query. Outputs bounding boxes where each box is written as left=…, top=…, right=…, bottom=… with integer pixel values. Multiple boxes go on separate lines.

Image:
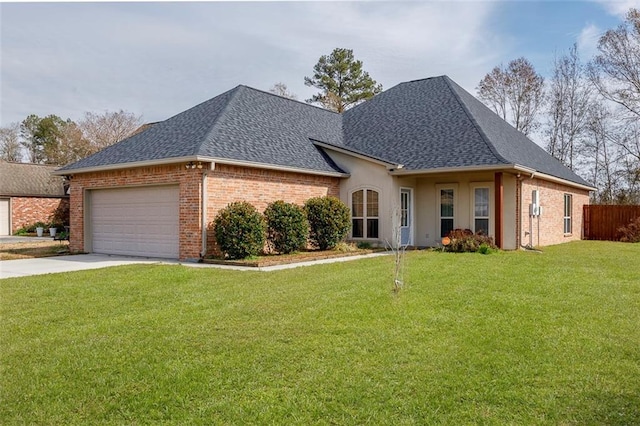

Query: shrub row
left=212, top=197, right=351, bottom=259
left=444, top=229, right=497, bottom=254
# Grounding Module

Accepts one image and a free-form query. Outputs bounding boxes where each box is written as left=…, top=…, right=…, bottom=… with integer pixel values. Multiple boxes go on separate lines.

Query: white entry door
left=400, top=188, right=413, bottom=246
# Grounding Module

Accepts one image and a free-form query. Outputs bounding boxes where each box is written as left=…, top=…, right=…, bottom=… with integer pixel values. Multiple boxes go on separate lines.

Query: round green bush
left=264, top=200, right=309, bottom=254
left=304, top=196, right=351, bottom=250
left=213, top=201, right=266, bottom=259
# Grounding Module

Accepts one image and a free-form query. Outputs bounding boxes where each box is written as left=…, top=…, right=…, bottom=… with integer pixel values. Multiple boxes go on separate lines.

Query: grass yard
left=1, top=241, right=639, bottom=424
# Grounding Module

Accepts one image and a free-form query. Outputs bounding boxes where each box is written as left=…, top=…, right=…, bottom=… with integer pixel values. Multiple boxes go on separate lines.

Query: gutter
left=388, top=163, right=534, bottom=176
left=53, top=155, right=350, bottom=178
left=389, top=163, right=595, bottom=192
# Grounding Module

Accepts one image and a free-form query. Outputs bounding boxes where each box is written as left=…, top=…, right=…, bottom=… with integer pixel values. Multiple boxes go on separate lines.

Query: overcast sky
left=1, top=0, right=639, bottom=128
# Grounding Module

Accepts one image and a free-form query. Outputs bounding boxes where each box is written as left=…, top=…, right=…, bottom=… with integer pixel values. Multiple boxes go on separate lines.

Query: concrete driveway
left=0, top=254, right=171, bottom=279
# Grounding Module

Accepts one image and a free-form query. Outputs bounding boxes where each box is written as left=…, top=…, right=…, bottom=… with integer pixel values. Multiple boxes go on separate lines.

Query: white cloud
left=0, top=2, right=504, bottom=127
left=577, top=23, right=602, bottom=58
left=594, top=0, right=640, bottom=17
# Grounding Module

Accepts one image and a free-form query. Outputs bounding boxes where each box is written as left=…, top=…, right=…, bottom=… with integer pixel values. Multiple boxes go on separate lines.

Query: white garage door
left=90, top=185, right=179, bottom=258
left=0, top=198, right=9, bottom=236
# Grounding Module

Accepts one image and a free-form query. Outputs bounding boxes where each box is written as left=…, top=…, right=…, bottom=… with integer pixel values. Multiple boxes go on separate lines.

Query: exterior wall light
left=186, top=161, right=204, bottom=169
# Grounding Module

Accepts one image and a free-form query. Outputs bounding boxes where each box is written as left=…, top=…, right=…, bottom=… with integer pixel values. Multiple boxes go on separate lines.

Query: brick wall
left=68, top=164, right=202, bottom=260
left=520, top=178, right=590, bottom=247
left=69, top=162, right=341, bottom=260
left=205, top=164, right=340, bottom=256
left=10, top=197, right=69, bottom=233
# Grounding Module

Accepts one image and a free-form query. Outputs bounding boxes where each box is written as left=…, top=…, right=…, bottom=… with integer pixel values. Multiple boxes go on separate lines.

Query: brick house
left=0, top=161, right=69, bottom=235
left=54, top=75, right=594, bottom=260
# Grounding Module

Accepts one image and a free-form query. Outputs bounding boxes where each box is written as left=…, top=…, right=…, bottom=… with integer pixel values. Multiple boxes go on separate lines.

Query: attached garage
left=89, top=185, right=179, bottom=259
left=0, top=198, right=10, bottom=236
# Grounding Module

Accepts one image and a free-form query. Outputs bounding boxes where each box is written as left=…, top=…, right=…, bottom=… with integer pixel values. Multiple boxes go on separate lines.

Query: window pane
left=441, top=218, right=454, bottom=238
left=564, top=218, right=572, bottom=234
left=475, top=218, right=489, bottom=234
left=367, top=219, right=379, bottom=238
left=564, top=194, right=572, bottom=217
left=401, top=191, right=408, bottom=226
left=367, top=190, right=379, bottom=217
left=352, top=190, right=363, bottom=217
left=441, top=189, right=454, bottom=217
left=352, top=219, right=363, bottom=238
left=475, top=188, right=489, bottom=217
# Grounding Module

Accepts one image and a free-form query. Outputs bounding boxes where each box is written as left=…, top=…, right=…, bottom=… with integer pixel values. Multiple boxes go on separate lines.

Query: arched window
left=352, top=189, right=379, bottom=238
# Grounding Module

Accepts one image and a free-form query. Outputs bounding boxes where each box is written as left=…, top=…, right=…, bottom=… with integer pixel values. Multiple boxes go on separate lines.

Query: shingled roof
left=57, top=86, right=345, bottom=176
left=339, top=76, right=591, bottom=186
left=57, top=76, right=591, bottom=187
left=0, top=162, right=67, bottom=197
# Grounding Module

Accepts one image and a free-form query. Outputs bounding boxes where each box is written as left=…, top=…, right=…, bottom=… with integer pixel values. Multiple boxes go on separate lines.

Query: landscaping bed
left=203, top=248, right=380, bottom=267
left=0, top=239, right=70, bottom=261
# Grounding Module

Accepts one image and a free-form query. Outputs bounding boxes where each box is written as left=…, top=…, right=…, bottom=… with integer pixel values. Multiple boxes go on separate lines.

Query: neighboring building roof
left=57, top=75, right=591, bottom=187
left=0, top=162, right=67, bottom=197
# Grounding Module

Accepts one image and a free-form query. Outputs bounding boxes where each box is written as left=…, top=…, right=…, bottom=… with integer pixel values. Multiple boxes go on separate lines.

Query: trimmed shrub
left=264, top=200, right=309, bottom=254
left=618, top=216, right=640, bottom=243
left=213, top=202, right=266, bottom=259
left=444, top=228, right=497, bottom=253
left=304, top=196, right=351, bottom=250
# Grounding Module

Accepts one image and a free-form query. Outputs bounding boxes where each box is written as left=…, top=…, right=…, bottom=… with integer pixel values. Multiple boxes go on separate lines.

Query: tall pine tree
left=304, top=48, right=382, bottom=112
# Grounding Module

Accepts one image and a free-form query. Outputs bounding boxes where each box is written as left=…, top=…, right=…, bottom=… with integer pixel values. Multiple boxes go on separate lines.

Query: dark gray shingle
left=341, top=76, right=591, bottom=186
left=58, top=76, right=591, bottom=187
left=58, top=86, right=345, bottom=175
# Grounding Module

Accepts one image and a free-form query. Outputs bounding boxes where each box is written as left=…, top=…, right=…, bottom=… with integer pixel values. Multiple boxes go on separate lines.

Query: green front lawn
left=1, top=241, right=639, bottom=424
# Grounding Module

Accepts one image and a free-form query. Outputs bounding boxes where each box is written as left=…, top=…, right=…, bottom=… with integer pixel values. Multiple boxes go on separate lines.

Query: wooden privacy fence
left=583, top=205, right=640, bottom=241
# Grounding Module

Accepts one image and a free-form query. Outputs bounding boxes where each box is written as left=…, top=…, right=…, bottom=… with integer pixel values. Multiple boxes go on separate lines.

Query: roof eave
left=389, top=163, right=596, bottom=191
left=199, top=156, right=349, bottom=178
left=528, top=170, right=596, bottom=192
left=53, top=156, right=350, bottom=179
left=389, top=163, right=532, bottom=176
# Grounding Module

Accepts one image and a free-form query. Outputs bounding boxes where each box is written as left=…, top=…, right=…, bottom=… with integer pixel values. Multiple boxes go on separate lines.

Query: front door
left=400, top=188, right=412, bottom=246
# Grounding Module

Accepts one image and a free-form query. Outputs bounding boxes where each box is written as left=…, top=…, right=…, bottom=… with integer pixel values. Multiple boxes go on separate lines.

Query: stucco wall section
left=205, top=164, right=341, bottom=255
left=68, top=164, right=202, bottom=260
left=326, top=151, right=397, bottom=244
left=520, top=177, right=590, bottom=247
left=10, top=197, right=68, bottom=233
left=413, top=171, right=518, bottom=248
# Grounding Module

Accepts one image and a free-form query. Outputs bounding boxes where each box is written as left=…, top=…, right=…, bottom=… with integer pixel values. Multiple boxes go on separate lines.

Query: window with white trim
left=564, top=194, right=572, bottom=234
left=473, top=187, right=490, bottom=234
left=439, top=188, right=455, bottom=238
left=352, top=189, right=379, bottom=238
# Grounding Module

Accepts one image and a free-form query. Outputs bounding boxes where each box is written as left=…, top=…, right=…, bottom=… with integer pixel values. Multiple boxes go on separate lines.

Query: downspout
left=200, top=164, right=210, bottom=260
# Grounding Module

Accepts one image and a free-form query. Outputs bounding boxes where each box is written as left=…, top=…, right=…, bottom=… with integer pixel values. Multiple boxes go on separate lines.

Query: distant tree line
left=0, top=110, right=141, bottom=166
left=477, top=8, right=640, bottom=204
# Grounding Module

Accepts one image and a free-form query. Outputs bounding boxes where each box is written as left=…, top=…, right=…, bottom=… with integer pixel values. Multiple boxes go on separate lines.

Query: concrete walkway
left=0, top=252, right=391, bottom=279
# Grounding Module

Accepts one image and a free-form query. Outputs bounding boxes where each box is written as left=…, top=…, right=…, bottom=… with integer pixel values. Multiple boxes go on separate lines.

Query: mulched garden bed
left=202, top=248, right=381, bottom=267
